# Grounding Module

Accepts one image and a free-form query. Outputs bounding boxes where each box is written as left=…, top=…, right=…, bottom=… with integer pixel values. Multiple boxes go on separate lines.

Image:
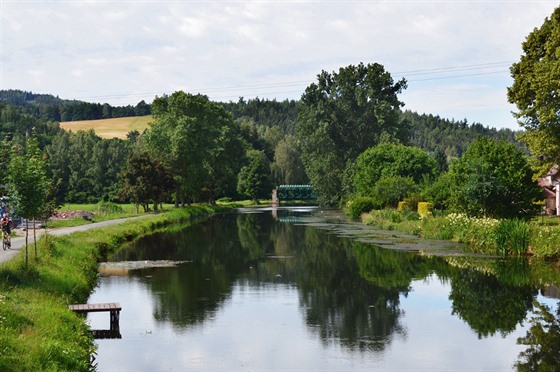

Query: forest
left=0, top=70, right=522, bottom=213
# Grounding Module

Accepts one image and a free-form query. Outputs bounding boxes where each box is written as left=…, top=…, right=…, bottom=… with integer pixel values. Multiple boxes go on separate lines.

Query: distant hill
left=0, top=89, right=150, bottom=122
left=1, top=89, right=521, bottom=156
left=59, top=115, right=153, bottom=139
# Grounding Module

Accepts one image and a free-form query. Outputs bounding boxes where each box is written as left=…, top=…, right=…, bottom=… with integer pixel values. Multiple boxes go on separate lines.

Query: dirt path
left=0, top=215, right=152, bottom=264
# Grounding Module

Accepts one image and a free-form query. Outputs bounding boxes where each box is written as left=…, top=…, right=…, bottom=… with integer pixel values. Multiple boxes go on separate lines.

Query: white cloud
left=1, top=0, right=558, bottom=128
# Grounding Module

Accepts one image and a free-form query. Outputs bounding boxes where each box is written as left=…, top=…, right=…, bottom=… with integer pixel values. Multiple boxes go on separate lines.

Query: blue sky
left=1, top=0, right=559, bottom=130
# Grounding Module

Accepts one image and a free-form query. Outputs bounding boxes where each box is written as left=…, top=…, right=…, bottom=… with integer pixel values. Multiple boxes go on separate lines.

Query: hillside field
left=59, top=115, right=153, bottom=139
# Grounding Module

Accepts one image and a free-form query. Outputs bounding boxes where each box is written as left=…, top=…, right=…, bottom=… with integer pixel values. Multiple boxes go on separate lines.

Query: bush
left=347, top=197, right=377, bottom=220
left=494, top=219, right=530, bottom=255
left=97, top=201, right=125, bottom=215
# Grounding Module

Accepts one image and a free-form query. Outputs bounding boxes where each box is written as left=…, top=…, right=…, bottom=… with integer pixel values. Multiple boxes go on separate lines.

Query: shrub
left=528, top=225, right=560, bottom=258
left=494, top=219, right=530, bottom=255
left=403, top=194, right=423, bottom=212
left=347, top=197, right=378, bottom=220
left=97, top=201, right=125, bottom=215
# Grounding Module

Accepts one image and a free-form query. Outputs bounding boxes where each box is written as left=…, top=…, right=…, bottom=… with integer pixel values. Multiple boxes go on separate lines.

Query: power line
left=73, top=61, right=514, bottom=103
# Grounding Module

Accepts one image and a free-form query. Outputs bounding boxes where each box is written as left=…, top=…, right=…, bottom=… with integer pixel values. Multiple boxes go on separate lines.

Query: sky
left=1, top=0, right=559, bottom=130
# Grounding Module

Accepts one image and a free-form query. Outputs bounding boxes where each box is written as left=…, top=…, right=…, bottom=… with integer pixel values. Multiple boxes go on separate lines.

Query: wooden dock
left=69, top=302, right=122, bottom=339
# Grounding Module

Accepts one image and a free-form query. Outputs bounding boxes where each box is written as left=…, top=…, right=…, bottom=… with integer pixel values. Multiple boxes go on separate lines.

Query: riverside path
left=0, top=215, right=152, bottom=264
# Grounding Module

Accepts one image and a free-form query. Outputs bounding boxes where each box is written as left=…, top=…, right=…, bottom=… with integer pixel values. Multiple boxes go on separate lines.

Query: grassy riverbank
left=0, top=204, right=235, bottom=371
left=359, top=209, right=560, bottom=260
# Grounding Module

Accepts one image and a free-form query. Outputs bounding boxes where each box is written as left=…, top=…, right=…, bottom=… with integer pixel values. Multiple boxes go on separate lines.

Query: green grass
left=0, top=203, right=238, bottom=370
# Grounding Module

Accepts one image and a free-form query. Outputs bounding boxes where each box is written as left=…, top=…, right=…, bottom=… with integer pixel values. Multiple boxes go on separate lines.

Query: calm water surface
left=87, top=207, right=560, bottom=371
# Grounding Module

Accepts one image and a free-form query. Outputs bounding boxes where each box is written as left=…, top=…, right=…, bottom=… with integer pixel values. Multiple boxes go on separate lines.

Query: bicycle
left=2, top=229, right=10, bottom=250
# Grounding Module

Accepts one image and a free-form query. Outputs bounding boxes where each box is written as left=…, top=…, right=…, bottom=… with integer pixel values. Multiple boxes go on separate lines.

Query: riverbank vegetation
left=360, top=210, right=560, bottom=259
left=0, top=204, right=234, bottom=370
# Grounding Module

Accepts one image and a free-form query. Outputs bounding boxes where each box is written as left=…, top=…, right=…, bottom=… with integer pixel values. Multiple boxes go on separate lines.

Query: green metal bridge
left=273, top=185, right=316, bottom=202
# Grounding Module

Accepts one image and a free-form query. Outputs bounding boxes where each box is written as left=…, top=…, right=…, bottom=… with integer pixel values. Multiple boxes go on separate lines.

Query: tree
left=204, top=123, right=246, bottom=203
left=370, top=176, right=417, bottom=209
left=271, top=135, right=308, bottom=185
left=6, top=135, right=49, bottom=265
left=433, top=146, right=448, bottom=174
left=297, top=62, right=408, bottom=205
left=119, top=145, right=175, bottom=212
left=422, top=172, right=454, bottom=215
left=145, top=92, right=238, bottom=206
left=449, top=137, right=540, bottom=219
left=237, top=149, right=272, bottom=202
left=352, top=143, right=437, bottom=197
left=507, top=7, right=560, bottom=176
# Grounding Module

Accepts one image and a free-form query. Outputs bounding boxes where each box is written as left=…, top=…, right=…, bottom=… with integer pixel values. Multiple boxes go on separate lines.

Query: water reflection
left=94, top=207, right=560, bottom=370
left=515, top=300, right=560, bottom=370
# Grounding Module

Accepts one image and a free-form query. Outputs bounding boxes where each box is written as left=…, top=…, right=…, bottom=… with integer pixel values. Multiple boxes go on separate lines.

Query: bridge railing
left=274, top=185, right=316, bottom=202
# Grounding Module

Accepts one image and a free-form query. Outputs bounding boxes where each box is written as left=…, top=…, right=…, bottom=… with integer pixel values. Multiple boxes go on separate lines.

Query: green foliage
left=353, top=143, right=437, bottom=196
left=370, top=176, right=418, bottom=209
left=271, top=135, right=308, bottom=185
left=449, top=137, right=540, bottom=219
left=0, top=89, right=150, bottom=122
left=297, top=62, right=407, bottom=205
left=237, top=149, right=272, bottom=202
left=433, top=146, right=448, bottom=174
left=6, top=136, right=49, bottom=254
left=347, top=196, right=377, bottom=220
left=515, top=301, right=560, bottom=371
left=422, top=172, right=454, bottom=211
left=494, top=219, right=530, bottom=256
left=402, top=110, right=520, bottom=158
left=508, top=8, right=560, bottom=175
left=362, top=209, right=421, bottom=234
left=96, top=201, right=125, bottom=215
left=146, top=91, right=245, bottom=204
left=423, top=213, right=499, bottom=252
left=528, top=224, right=560, bottom=258
left=119, top=145, right=175, bottom=212
left=46, top=129, right=130, bottom=203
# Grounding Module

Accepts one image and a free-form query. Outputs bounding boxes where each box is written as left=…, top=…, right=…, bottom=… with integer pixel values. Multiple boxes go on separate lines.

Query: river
left=86, top=206, right=560, bottom=371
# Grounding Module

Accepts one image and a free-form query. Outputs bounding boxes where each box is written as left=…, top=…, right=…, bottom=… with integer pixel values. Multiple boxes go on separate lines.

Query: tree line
left=0, top=44, right=543, bottom=221
left=0, top=89, right=151, bottom=122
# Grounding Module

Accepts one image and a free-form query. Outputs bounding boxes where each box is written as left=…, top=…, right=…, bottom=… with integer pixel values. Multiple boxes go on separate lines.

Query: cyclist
left=1, top=213, right=11, bottom=248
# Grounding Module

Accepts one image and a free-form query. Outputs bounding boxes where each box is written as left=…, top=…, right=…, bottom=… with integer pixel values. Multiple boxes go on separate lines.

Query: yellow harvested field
left=59, top=115, right=153, bottom=139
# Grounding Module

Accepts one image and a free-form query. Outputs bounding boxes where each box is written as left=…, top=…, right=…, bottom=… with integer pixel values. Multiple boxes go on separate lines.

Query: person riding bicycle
left=1, top=213, right=11, bottom=235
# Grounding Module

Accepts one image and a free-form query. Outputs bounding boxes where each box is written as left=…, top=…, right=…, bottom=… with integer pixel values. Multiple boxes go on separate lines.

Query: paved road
left=0, top=215, right=152, bottom=264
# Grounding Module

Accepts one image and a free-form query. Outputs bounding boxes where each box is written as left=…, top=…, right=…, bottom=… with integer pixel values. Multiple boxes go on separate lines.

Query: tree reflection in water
left=515, top=300, right=560, bottom=371
left=113, top=208, right=560, bottom=363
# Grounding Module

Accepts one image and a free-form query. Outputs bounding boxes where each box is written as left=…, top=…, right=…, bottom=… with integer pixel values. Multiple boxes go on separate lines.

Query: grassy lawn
left=46, top=201, right=257, bottom=228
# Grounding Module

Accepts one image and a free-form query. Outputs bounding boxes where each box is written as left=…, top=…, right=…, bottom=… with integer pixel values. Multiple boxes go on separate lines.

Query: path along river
left=86, top=206, right=560, bottom=371
left=0, top=215, right=152, bottom=264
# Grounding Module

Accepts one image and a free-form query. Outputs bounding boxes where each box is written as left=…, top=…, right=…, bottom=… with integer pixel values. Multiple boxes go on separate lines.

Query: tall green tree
left=449, top=137, right=540, bottom=219
left=146, top=92, right=241, bottom=205
left=297, top=62, right=407, bottom=205
left=237, top=149, right=272, bottom=202
left=507, top=7, right=560, bottom=176
left=271, top=135, right=308, bottom=185
left=6, top=135, right=49, bottom=265
left=119, top=144, right=175, bottom=212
